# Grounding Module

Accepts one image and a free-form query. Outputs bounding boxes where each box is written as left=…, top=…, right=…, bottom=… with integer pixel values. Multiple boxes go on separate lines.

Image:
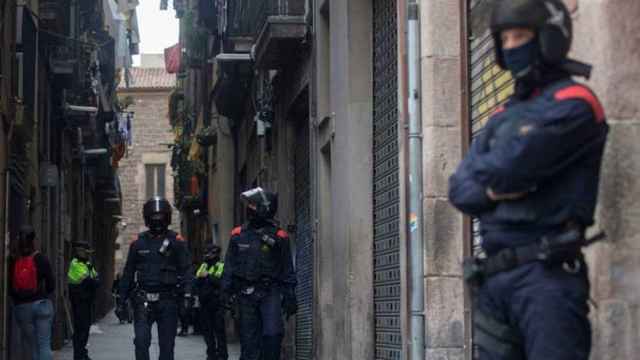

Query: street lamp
left=212, top=53, right=252, bottom=62
left=83, top=148, right=108, bottom=155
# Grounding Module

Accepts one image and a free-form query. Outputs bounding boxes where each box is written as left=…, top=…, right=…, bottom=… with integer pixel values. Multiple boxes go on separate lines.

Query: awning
left=164, top=43, right=182, bottom=73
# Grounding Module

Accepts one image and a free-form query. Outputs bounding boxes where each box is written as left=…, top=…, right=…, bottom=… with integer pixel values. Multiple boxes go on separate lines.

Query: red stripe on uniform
left=231, top=227, right=242, bottom=236
left=276, top=230, right=289, bottom=239
left=554, top=85, right=606, bottom=123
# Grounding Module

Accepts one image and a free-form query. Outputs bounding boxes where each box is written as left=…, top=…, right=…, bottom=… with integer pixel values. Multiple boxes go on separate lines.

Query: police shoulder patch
left=231, top=226, right=242, bottom=237
left=491, top=104, right=506, bottom=117
left=276, top=229, right=289, bottom=239
left=554, top=84, right=606, bottom=123
left=176, top=234, right=185, bottom=241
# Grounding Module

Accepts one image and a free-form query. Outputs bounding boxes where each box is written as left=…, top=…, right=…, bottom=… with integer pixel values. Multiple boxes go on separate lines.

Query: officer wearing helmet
left=449, top=0, right=608, bottom=359
left=221, top=187, right=297, bottom=360
left=117, top=197, right=193, bottom=360
left=68, top=241, right=99, bottom=360
left=195, top=244, right=228, bottom=360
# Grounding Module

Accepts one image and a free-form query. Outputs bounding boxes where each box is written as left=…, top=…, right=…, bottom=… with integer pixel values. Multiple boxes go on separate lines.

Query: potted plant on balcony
left=196, top=125, right=216, bottom=146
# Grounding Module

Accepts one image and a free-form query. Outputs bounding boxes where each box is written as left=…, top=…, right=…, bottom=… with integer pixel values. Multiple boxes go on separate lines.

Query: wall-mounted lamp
left=84, top=148, right=108, bottom=155
left=213, top=53, right=252, bottom=62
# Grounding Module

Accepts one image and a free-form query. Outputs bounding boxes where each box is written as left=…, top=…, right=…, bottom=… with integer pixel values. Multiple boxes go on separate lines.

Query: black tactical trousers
left=475, top=261, right=591, bottom=360
left=202, top=300, right=228, bottom=360
left=238, top=288, right=283, bottom=360
left=133, top=298, right=178, bottom=360
left=71, top=297, right=93, bottom=360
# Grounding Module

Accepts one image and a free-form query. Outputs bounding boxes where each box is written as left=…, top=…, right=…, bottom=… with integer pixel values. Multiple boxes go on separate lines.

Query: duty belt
left=238, top=277, right=277, bottom=295
left=464, top=229, right=606, bottom=286
left=135, top=288, right=177, bottom=302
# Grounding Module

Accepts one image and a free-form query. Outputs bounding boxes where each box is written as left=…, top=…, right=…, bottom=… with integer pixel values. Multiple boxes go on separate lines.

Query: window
left=145, top=164, right=166, bottom=199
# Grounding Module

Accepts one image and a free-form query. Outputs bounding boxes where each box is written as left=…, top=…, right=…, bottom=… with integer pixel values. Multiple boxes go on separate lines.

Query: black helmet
left=19, top=225, right=36, bottom=241
left=241, top=187, right=278, bottom=220
left=143, top=197, right=172, bottom=234
left=491, top=0, right=572, bottom=70
left=72, top=241, right=94, bottom=260
left=18, top=225, right=36, bottom=255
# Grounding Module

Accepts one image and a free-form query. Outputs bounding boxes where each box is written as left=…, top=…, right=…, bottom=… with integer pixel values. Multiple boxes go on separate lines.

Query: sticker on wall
left=409, top=213, right=418, bottom=233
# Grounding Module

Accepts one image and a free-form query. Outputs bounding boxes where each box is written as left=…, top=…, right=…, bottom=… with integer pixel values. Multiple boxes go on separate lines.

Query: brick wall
left=115, top=90, right=179, bottom=271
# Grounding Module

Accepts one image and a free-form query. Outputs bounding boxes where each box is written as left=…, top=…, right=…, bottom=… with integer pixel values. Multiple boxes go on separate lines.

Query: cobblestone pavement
left=54, top=311, right=240, bottom=360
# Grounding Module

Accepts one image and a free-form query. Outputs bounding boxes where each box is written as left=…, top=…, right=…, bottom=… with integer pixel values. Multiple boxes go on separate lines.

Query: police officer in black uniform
left=222, top=187, right=297, bottom=360
left=117, top=197, right=193, bottom=360
left=68, top=242, right=99, bottom=360
left=195, top=244, right=228, bottom=360
left=449, top=1, right=608, bottom=359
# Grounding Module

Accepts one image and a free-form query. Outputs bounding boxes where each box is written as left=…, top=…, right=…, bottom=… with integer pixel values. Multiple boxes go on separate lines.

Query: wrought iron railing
left=226, top=0, right=305, bottom=37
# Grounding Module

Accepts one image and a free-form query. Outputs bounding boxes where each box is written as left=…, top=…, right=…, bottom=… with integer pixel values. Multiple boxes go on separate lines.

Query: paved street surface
left=54, top=311, right=240, bottom=360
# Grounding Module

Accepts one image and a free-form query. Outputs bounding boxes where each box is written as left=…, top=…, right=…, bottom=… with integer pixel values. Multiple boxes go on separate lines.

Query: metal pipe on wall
left=1, top=169, right=10, bottom=360
left=406, top=1, right=425, bottom=359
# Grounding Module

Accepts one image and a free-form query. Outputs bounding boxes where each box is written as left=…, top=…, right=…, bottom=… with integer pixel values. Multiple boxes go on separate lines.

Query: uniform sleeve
left=448, top=131, right=497, bottom=216
left=118, top=241, right=137, bottom=300
left=278, top=232, right=297, bottom=293
left=8, top=258, right=16, bottom=300
left=469, top=99, right=608, bottom=193
left=89, top=263, right=101, bottom=290
left=221, top=236, right=237, bottom=293
left=176, top=240, right=193, bottom=295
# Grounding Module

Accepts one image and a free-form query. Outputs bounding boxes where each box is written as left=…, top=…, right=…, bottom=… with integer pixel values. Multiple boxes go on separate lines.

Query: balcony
left=226, top=0, right=307, bottom=69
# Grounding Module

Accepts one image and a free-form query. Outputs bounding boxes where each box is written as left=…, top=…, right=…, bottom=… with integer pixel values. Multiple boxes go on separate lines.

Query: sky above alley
left=132, top=0, right=179, bottom=65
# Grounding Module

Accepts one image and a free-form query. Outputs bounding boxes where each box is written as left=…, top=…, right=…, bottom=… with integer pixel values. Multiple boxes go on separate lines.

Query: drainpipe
left=1, top=169, right=9, bottom=360
left=407, top=1, right=425, bottom=359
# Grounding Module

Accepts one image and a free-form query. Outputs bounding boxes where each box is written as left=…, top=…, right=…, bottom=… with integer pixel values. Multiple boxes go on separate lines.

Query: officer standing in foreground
left=196, top=244, right=228, bottom=360
left=222, top=187, right=297, bottom=360
left=449, top=1, right=608, bottom=359
left=68, top=242, right=100, bottom=360
left=117, top=197, right=193, bottom=360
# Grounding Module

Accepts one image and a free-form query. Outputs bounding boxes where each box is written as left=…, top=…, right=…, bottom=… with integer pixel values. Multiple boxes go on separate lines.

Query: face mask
left=503, top=39, right=537, bottom=77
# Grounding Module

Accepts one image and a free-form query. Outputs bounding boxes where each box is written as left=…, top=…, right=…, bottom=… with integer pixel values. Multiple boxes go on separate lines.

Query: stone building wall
left=569, top=0, right=640, bottom=358
left=115, top=89, right=179, bottom=271
left=421, top=1, right=467, bottom=358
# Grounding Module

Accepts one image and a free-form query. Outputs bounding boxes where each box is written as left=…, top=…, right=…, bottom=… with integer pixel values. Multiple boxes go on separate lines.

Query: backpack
left=13, top=254, right=39, bottom=297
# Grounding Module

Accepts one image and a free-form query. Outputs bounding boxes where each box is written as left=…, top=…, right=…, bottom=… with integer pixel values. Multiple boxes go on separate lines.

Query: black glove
left=283, top=294, right=297, bottom=319
left=115, top=297, right=129, bottom=321
left=183, top=294, right=193, bottom=312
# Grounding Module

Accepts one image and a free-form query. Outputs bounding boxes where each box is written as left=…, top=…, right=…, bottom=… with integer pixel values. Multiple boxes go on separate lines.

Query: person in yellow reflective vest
left=195, top=244, right=227, bottom=360
left=68, top=242, right=100, bottom=360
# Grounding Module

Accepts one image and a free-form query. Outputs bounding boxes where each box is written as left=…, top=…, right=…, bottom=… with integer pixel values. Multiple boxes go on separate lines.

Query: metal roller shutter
left=373, top=0, right=401, bottom=359
left=294, top=118, right=313, bottom=359
left=468, top=0, right=515, bottom=254
left=468, top=1, right=516, bottom=358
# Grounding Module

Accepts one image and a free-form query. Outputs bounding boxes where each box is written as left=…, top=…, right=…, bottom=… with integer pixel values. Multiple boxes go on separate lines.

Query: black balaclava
left=204, top=245, right=221, bottom=265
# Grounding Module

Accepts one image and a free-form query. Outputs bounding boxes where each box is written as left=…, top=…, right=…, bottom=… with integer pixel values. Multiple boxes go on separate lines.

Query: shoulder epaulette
left=554, top=84, right=605, bottom=123
left=276, top=229, right=289, bottom=239
left=176, top=234, right=185, bottom=241
left=231, top=226, right=242, bottom=236
left=491, top=104, right=506, bottom=117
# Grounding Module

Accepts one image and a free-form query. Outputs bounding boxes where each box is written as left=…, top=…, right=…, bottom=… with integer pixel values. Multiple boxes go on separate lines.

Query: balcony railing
left=226, top=0, right=305, bottom=38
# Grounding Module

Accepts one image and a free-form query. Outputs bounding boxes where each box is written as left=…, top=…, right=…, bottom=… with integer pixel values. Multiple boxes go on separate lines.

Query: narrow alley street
left=53, top=312, right=240, bottom=360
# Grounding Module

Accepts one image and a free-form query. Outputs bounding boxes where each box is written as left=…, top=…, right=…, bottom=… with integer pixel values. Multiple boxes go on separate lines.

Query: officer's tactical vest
left=197, top=262, right=224, bottom=279
left=68, top=258, right=98, bottom=285
left=232, top=226, right=285, bottom=282
left=134, top=231, right=181, bottom=292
